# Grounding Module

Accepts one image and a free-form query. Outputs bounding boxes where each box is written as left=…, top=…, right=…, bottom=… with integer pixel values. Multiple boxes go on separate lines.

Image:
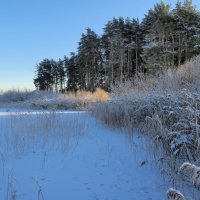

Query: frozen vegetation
left=0, top=88, right=108, bottom=111
left=91, top=56, right=200, bottom=199
left=0, top=110, right=179, bottom=200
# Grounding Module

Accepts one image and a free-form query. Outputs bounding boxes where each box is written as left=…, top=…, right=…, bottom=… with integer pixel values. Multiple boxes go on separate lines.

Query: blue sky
left=0, top=0, right=199, bottom=90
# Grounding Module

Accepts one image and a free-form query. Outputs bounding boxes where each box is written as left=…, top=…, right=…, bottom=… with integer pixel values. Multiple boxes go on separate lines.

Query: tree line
left=34, top=0, right=200, bottom=92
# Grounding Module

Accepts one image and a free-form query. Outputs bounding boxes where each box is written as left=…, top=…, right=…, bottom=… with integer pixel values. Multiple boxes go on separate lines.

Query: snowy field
left=0, top=109, right=198, bottom=199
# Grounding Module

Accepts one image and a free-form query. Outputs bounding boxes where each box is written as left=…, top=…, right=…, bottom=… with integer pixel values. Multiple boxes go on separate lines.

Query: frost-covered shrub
left=176, top=55, right=200, bottom=88
left=0, top=90, right=34, bottom=103
left=91, top=89, right=200, bottom=162
left=167, top=188, right=185, bottom=200
left=163, top=131, right=196, bottom=160
left=179, top=162, right=200, bottom=190
left=138, top=91, right=200, bottom=161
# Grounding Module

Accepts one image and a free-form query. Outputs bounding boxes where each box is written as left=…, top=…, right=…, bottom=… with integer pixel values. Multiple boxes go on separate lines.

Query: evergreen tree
left=102, top=17, right=144, bottom=85
left=142, top=0, right=200, bottom=73
left=172, top=0, right=200, bottom=65
left=57, top=59, right=65, bottom=91
left=34, top=59, right=54, bottom=91
left=66, top=53, right=80, bottom=92
left=77, top=28, right=102, bottom=91
left=142, top=2, right=174, bottom=73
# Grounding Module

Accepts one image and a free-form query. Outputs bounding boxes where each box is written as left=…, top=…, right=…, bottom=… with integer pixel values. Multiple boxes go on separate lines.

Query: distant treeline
left=34, top=0, right=200, bottom=92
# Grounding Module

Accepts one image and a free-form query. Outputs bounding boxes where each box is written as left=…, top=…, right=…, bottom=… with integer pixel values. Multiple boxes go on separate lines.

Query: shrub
left=167, top=188, right=185, bottom=200
left=179, top=162, right=200, bottom=190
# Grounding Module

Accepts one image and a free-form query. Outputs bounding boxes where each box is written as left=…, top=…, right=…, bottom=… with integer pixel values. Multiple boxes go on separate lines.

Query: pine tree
left=102, top=17, right=144, bottom=86
left=57, top=59, right=65, bottom=92
left=78, top=28, right=102, bottom=91
left=34, top=59, right=54, bottom=91
left=142, top=2, right=174, bottom=73
left=142, top=0, right=200, bottom=73
left=66, top=53, right=80, bottom=92
left=172, top=0, right=200, bottom=65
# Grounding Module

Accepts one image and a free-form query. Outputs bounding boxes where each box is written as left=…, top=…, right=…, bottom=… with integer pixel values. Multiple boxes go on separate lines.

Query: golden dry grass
left=66, top=87, right=109, bottom=102
left=93, top=87, right=109, bottom=101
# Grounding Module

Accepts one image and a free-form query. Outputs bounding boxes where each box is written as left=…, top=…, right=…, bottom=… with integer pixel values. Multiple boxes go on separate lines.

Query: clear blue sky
left=0, top=0, right=199, bottom=90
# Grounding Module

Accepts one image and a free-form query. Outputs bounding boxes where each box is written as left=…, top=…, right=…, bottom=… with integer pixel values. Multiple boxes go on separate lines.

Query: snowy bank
left=0, top=110, right=180, bottom=200
left=0, top=88, right=109, bottom=111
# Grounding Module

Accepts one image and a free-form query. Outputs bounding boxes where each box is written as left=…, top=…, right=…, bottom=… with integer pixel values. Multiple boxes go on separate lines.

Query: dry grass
left=69, top=87, right=109, bottom=102
left=93, top=87, right=109, bottom=101
left=0, top=111, right=87, bottom=157
left=176, top=56, right=200, bottom=88
left=0, top=88, right=109, bottom=110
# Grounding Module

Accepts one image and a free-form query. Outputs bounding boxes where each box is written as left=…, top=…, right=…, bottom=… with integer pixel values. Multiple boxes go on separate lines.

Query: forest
left=33, top=0, right=200, bottom=92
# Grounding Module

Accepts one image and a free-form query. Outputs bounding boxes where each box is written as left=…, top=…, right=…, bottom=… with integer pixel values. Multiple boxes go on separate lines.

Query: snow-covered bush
left=167, top=188, right=185, bottom=200
left=0, top=89, right=34, bottom=103
left=179, top=162, right=200, bottom=190
left=92, top=90, right=200, bottom=162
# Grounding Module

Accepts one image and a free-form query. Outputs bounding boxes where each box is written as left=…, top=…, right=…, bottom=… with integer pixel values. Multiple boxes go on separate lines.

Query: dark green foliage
left=34, top=59, right=54, bottom=91
left=34, top=0, right=200, bottom=92
left=34, top=58, right=65, bottom=92
left=101, top=17, right=145, bottom=85
left=66, top=53, right=80, bottom=92
left=142, top=1, right=200, bottom=73
left=77, top=28, right=102, bottom=91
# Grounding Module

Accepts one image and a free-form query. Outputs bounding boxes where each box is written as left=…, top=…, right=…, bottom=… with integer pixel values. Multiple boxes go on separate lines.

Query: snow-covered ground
left=0, top=110, right=197, bottom=199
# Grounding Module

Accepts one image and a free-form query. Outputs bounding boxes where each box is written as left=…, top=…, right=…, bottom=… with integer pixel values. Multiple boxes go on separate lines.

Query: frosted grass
left=0, top=111, right=87, bottom=157
left=0, top=110, right=198, bottom=199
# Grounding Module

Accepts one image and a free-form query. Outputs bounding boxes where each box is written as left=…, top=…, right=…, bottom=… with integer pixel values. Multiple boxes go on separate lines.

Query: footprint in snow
left=140, top=160, right=148, bottom=167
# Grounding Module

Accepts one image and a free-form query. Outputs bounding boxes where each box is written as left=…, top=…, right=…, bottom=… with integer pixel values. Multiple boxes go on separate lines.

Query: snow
left=0, top=109, right=187, bottom=199
left=0, top=109, right=85, bottom=116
